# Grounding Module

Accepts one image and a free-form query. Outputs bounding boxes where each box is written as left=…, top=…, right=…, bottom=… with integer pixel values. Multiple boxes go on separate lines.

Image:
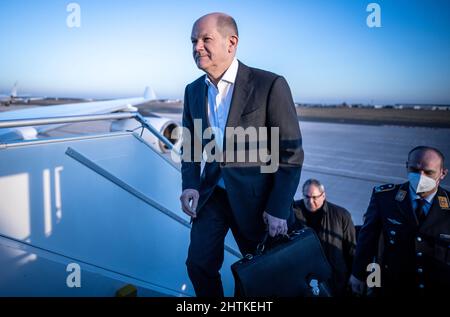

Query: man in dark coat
left=180, top=12, right=304, bottom=296
left=350, top=146, right=450, bottom=296
left=293, top=179, right=356, bottom=295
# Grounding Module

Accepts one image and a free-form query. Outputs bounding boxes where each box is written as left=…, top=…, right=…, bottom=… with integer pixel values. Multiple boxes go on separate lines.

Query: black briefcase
left=231, top=228, right=333, bottom=297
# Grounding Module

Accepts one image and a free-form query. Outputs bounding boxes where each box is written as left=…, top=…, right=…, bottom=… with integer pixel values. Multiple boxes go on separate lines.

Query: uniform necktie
left=414, top=198, right=426, bottom=225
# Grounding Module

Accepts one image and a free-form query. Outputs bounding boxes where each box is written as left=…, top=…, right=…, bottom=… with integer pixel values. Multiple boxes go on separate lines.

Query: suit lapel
left=224, top=62, right=254, bottom=134
left=395, top=182, right=416, bottom=226
left=201, top=80, right=209, bottom=127
left=192, top=78, right=209, bottom=140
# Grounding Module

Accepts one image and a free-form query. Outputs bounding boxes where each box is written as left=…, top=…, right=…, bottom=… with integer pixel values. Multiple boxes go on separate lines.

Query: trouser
left=186, top=186, right=259, bottom=297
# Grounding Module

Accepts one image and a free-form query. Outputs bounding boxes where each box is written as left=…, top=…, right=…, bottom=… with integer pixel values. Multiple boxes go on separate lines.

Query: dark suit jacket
left=181, top=61, right=304, bottom=241
left=353, top=182, right=450, bottom=295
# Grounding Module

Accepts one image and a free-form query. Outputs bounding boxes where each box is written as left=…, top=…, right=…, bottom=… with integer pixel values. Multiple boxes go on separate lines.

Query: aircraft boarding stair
left=0, top=113, right=241, bottom=296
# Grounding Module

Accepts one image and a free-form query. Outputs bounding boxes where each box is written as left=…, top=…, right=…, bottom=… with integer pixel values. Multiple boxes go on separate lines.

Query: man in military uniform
left=350, top=146, right=450, bottom=296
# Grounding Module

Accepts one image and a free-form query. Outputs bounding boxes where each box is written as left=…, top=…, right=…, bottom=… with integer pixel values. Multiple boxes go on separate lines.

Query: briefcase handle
left=255, top=229, right=304, bottom=256
left=255, top=232, right=270, bottom=255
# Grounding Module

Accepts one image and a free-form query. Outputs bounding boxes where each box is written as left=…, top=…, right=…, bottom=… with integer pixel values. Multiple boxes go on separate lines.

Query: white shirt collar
left=205, top=58, right=239, bottom=87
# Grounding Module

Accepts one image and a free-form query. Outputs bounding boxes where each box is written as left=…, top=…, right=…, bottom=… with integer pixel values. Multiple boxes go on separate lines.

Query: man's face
left=303, top=185, right=326, bottom=212
left=191, top=16, right=233, bottom=77
left=407, top=149, right=447, bottom=194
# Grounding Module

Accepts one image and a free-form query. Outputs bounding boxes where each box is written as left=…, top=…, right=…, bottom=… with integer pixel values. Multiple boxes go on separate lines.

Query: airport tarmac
left=297, top=121, right=450, bottom=224
left=154, top=112, right=450, bottom=225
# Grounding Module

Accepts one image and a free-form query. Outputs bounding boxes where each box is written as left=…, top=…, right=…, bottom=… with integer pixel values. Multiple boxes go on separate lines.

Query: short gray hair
left=194, top=12, right=239, bottom=37
left=302, top=178, right=325, bottom=194
left=216, top=14, right=238, bottom=37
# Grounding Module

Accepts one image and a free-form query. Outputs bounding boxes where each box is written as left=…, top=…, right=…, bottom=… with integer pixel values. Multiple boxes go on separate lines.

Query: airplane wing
left=0, top=87, right=181, bottom=153
left=0, top=87, right=152, bottom=139
left=0, top=88, right=152, bottom=121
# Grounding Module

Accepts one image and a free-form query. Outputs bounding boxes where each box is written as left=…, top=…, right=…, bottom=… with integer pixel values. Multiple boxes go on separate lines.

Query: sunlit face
left=407, top=149, right=447, bottom=195
left=191, top=16, right=235, bottom=78
left=303, top=185, right=326, bottom=212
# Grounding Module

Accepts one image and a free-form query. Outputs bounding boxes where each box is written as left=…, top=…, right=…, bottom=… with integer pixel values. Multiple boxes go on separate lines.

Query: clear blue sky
left=1, top=0, right=449, bottom=104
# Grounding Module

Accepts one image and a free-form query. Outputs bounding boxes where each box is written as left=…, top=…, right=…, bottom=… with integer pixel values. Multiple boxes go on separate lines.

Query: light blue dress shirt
left=409, top=186, right=437, bottom=217
left=204, top=58, right=239, bottom=189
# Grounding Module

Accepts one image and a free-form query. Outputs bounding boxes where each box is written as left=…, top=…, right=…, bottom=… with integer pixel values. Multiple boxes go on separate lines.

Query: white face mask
left=408, top=172, right=437, bottom=194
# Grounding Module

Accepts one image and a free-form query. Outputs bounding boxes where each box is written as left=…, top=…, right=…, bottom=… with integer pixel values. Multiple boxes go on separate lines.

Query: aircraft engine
left=0, top=126, right=38, bottom=141
left=110, top=116, right=181, bottom=153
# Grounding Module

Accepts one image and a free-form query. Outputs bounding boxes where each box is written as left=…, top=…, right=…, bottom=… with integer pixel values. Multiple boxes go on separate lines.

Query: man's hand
left=263, top=211, right=288, bottom=237
left=348, top=274, right=366, bottom=296
left=180, top=189, right=200, bottom=218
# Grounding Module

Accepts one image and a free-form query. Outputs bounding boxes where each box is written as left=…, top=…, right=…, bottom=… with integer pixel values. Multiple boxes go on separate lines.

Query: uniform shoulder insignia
left=374, top=184, right=395, bottom=193
left=395, top=189, right=407, bottom=202
left=438, top=196, right=450, bottom=210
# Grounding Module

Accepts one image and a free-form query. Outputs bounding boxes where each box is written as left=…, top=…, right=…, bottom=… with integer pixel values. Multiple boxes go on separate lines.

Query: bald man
left=350, top=146, right=450, bottom=296
left=180, top=13, right=303, bottom=296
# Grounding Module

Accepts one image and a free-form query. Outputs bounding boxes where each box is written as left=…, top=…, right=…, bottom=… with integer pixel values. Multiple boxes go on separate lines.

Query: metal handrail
left=0, top=112, right=134, bottom=128
left=0, top=112, right=178, bottom=154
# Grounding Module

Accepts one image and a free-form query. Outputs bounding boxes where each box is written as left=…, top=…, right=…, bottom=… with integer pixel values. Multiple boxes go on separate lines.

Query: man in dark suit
left=179, top=12, right=304, bottom=296
left=350, top=146, right=450, bottom=296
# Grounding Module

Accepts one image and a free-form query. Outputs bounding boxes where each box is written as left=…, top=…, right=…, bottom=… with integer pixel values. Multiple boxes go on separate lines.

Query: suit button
left=389, top=240, right=395, bottom=245
left=416, top=236, right=422, bottom=242
left=390, top=230, right=396, bottom=236
left=417, top=252, right=423, bottom=257
left=417, top=268, right=423, bottom=273
left=418, top=284, right=425, bottom=289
